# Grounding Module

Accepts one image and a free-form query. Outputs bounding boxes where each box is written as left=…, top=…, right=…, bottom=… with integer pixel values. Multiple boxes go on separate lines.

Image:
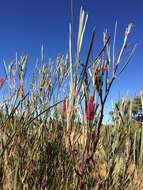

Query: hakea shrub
left=0, top=7, right=139, bottom=190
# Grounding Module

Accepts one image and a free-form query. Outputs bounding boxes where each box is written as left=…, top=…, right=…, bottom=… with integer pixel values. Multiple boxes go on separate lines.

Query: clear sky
left=0, top=0, right=142, bottom=120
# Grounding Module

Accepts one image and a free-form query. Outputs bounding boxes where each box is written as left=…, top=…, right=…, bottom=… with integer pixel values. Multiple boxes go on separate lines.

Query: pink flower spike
left=62, top=97, right=67, bottom=115
left=85, top=96, right=95, bottom=121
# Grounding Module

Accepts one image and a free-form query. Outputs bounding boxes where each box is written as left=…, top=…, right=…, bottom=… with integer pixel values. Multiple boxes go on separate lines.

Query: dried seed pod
left=18, top=85, right=24, bottom=100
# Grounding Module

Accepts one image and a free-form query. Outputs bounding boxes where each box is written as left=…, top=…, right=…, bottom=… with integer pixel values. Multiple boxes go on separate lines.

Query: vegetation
left=0, top=7, right=142, bottom=190
left=110, top=92, right=143, bottom=123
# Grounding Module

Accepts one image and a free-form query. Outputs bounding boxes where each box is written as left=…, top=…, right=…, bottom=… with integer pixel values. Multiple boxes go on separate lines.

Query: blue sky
left=0, top=0, right=142, bottom=120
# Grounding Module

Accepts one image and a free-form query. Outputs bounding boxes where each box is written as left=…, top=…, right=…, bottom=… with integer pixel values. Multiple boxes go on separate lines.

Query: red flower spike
left=0, top=78, right=5, bottom=88
left=85, top=96, right=95, bottom=121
